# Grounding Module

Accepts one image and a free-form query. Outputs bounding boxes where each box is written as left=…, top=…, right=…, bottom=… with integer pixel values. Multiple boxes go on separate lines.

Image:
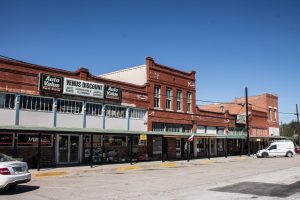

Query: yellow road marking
left=236, top=157, right=246, bottom=161
left=116, top=165, right=141, bottom=171
left=34, top=171, right=68, bottom=178
left=203, top=160, right=214, bottom=164
left=160, top=163, right=177, bottom=167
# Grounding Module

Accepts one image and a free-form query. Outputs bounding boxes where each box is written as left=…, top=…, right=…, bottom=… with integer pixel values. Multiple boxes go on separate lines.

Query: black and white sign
left=39, top=74, right=63, bottom=93
left=63, top=77, right=104, bottom=99
left=105, top=85, right=120, bottom=100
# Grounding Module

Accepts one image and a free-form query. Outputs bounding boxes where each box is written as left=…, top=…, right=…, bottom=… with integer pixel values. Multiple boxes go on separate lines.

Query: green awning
left=0, top=125, right=247, bottom=139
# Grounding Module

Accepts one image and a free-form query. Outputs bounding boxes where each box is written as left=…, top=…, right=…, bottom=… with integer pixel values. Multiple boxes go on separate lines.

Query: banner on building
left=63, top=77, right=104, bottom=99
left=39, top=74, right=63, bottom=93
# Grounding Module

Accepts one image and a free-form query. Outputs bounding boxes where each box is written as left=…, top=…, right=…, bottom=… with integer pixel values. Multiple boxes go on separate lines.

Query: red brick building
left=0, top=56, right=278, bottom=168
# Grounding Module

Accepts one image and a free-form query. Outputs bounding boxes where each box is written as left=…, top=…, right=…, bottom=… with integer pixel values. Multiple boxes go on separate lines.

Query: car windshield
left=0, top=153, right=16, bottom=162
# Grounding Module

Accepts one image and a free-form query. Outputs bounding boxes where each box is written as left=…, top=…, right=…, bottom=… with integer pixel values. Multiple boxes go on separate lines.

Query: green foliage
left=281, top=121, right=299, bottom=138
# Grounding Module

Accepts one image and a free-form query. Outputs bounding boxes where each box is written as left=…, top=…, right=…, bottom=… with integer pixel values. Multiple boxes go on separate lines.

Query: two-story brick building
left=0, top=56, right=277, bottom=168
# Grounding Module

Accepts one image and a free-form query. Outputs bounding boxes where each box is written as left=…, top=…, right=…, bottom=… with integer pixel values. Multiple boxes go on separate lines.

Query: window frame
left=176, top=90, right=182, bottom=111
left=154, top=85, right=161, bottom=109
left=187, top=92, right=192, bottom=113
left=166, top=88, right=172, bottom=110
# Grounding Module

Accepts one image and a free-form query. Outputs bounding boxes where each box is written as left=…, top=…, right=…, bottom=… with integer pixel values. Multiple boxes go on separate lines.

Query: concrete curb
left=30, top=155, right=254, bottom=178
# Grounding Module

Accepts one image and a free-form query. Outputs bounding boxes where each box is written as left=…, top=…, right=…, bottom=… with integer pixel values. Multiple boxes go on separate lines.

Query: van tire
left=286, top=152, right=293, bottom=158
left=262, top=152, right=268, bottom=158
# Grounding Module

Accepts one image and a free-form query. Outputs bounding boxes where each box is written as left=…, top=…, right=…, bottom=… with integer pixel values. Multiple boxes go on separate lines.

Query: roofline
left=147, top=57, right=196, bottom=76
left=0, top=56, right=148, bottom=90
left=99, top=64, right=146, bottom=77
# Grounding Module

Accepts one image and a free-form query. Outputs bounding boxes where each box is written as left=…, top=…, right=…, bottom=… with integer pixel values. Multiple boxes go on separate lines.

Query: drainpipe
left=53, top=98, right=57, bottom=127
left=15, top=94, right=20, bottom=125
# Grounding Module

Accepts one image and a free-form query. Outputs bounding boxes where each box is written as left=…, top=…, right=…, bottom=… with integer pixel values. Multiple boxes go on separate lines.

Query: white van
left=256, top=140, right=295, bottom=158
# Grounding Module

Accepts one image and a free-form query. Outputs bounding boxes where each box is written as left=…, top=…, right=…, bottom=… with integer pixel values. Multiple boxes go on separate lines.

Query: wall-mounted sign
left=17, top=134, right=52, bottom=147
left=63, top=77, right=104, bottom=99
left=0, top=133, right=13, bottom=146
left=105, top=85, right=120, bottom=100
left=39, top=74, right=63, bottom=93
left=236, top=114, right=246, bottom=124
left=269, top=127, right=280, bottom=136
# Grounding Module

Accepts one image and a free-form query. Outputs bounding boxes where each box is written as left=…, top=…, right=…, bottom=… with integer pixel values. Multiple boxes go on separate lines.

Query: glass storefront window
left=103, top=136, right=126, bottom=146
left=17, top=133, right=52, bottom=147
left=0, top=133, right=13, bottom=146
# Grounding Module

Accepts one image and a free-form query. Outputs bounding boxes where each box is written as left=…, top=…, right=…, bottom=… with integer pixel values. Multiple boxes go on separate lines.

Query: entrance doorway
left=176, top=139, right=181, bottom=159
left=57, top=135, right=81, bottom=164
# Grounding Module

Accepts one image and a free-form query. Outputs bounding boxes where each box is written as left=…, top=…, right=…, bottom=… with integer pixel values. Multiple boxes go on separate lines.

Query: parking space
left=1, top=155, right=300, bottom=200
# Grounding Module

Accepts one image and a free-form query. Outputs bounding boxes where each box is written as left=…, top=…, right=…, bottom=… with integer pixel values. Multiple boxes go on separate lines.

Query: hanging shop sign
left=39, top=74, right=63, bottom=93
left=63, top=77, right=104, bottom=99
left=0, top=133, right=13, bottom=146
left=139, top=134, right=147, bottom=141
left=17, top=134, right=52, bottom=147
left=104, top=85, right=121, bottom=100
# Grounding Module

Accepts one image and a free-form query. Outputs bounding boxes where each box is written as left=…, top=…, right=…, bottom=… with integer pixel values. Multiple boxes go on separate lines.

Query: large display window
left=0, top=133, right=13, bottom=147
left=17, top=133, right=52, bottom=147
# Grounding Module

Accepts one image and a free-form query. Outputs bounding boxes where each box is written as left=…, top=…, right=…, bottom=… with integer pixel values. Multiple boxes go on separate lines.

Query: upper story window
left=176, top=90, right=182, bottom=111
left=86, top=103, right=102, bottom=116
left=0, top=93, right=15, bottom=109
left=57, top=99, right=82, bottom=114
left=166, top=88, right=172, bottom=110
left=268, top=108, right=272, bottom=121
left=130, top=108, right=146, bottom=119
left=20, top=95, right=53, bottom=112
left=274, top=108, right=277, bottom=122
left=187, top=92, right=192, bottom=112
left=154, top=86, right=161, bottom=108
left=152, top=122, right=165, bottom=132
left=105, top=105, right=126, bottom=118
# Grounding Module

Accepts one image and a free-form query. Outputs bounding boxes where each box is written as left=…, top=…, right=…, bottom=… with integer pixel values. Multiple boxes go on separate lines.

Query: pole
left=245, top=87, right=250, bottom=157
left=130, top=135, right=133, bottom=165
left=90, top=133, right=93, bottom=168
left=187, top=141, right=190, bottom=162
left=37, top=133, right=41, bottom=171
left=296, top=104, right=300, bottom=145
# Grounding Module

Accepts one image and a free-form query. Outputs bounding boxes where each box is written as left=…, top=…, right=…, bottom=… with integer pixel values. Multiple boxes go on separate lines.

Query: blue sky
left=1, top=0, right=299, bottom=122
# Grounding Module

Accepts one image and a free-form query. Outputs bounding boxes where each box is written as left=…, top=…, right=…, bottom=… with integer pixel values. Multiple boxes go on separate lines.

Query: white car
left=0, top=153, right=31, bottom=190
left=256, top=140, right=295, bottom=158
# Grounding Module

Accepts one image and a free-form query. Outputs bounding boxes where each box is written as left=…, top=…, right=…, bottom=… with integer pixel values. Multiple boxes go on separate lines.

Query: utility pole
left=296, top=104, right=300, bottom=145
left=245, top=87, right=250, bottom=156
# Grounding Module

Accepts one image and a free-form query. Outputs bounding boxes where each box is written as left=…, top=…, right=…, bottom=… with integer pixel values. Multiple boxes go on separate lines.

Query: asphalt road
left=1, top=155, right=300, bottom=200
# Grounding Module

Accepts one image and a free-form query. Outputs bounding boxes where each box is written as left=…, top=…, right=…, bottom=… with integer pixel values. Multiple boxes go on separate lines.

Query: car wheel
left=286, top=152, right=293, bottom=158
left=262, top=153, right=268, bottom=158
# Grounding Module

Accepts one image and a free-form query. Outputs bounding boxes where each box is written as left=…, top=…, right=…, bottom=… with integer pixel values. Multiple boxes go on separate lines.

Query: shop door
left=58, top=135, right=80, bottom=164
left=176, top=139, right=181, bottom=159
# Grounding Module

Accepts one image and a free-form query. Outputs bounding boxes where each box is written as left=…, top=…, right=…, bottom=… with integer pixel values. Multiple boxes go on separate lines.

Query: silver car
left=0, top=153, right=31, bottom=190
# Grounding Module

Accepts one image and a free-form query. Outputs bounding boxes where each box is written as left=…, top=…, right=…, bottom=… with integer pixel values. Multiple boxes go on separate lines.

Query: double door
left=57, top=135, right=81, bottom=164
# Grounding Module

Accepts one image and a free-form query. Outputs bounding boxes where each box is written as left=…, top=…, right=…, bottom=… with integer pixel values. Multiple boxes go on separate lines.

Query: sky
left=0, top=0, right=299, bottom=123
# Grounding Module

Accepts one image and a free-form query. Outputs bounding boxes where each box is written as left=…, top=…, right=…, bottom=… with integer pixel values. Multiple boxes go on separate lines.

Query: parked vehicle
left=0, top=153, right=31, bottom=190
left=256, top=140, right=295, bottom=158
left=295, top=146, right=300, bottom=154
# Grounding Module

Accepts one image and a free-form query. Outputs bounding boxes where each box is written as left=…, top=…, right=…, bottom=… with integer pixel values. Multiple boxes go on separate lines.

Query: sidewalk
left=30, top=155, right=255, bottom=178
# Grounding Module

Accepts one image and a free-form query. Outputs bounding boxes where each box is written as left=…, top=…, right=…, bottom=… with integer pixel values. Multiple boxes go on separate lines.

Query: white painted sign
left=269, top=127, right=280, bottom=136
left=63, top=77, right=104, bottom=99
left=237, top=114, right=246, bottom=124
